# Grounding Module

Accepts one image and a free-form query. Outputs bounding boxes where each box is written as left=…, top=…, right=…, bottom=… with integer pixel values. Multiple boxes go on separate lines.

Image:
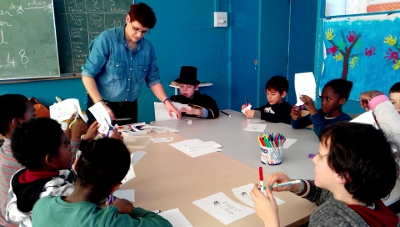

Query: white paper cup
left=260, top=146, right=282, bottom=165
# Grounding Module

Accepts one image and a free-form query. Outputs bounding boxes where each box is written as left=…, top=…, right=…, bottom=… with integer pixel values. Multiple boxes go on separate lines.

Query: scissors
left=105, top=117, right=114, bottom=137
left=108, top=195, right=116, bottom=206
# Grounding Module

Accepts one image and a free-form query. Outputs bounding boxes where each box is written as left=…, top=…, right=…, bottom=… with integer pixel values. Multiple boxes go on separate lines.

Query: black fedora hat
left=175, top=66, right=200, bottom=85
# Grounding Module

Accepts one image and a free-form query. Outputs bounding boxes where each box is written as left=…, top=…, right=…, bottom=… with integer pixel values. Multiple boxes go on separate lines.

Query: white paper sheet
left=282, top=138, right=298, bottom=149
left=150, top=137, right=174, bottom=143
left=170, top=139, right=222, bottom=158
left=154, top=102, right=178, bottom=121
left=88, top=102, right=113, bottom=135
left=294, top=72, right=316, bottom=106
left=113, top=189, right=135, bottom=202
left=241, top=104, right=252, bottom=114
left=159, top=208, right=193, bottom=227
left=193, top=192, right=255, bottom=225
left=49, top=98, right=88, bottom=123
left=145, top=125, right=180, bottom=134
left=247, top=119, right=265, bottom=123
left=172, top=102, right=192, bottom=111
left=243, top=123, right=267, bottom=132
left=350, top=111, right=379, bottom=129
left=232, top=183, right=285, bottom=208
left=121, top=151, right=146, bottom=184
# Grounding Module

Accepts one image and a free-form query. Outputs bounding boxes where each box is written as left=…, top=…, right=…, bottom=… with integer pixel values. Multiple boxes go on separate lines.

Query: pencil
left=220, top=110, right=231, bottom=117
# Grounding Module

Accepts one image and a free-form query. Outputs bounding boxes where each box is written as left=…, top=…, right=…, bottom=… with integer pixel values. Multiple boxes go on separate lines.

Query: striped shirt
left=0, top=139, right=20, bottom=227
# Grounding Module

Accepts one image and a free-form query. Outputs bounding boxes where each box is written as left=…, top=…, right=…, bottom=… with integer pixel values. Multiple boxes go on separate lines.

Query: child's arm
left=309, top=111, right=326, bottom=136
left=291, top=114, right=312, bottom=129
left=195, top=94, right=219, bottom=119
left=69, top=118, right=88, bottom=165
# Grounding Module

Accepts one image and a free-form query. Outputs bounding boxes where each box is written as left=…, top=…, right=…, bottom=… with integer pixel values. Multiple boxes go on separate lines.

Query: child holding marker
left=242, top=75, right=292, bottom=124
left=251, top=122, right=399, bottom=227
left=291, top=78, right=353, bottom=136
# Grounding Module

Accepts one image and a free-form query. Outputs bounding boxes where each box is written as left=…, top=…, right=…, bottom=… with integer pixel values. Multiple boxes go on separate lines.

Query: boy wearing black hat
left=170, top=66, right=219, bottom=119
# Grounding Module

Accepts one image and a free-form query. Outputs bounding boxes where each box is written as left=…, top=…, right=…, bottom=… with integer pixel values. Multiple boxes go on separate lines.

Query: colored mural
left=322, top=14, right=400, bottom=101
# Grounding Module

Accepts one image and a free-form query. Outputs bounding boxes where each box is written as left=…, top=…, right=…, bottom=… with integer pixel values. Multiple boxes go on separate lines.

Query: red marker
left=259, top=166, right=264, bottom=194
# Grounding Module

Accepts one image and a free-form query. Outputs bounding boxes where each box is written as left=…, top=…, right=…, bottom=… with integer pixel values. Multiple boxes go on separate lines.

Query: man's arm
left=150, top=83, right=182, bottom=119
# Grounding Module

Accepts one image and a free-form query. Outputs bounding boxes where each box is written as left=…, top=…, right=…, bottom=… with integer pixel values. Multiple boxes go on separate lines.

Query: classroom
left=1, top=0, right=400, bottom=226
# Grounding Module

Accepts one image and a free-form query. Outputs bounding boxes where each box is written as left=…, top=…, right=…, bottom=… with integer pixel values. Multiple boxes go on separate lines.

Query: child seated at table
left=251, top=122, right=399, bottom=227
left=0, top=94, right=36, bottom=227
left=389, top=82, right=400, bottom=114
left=7, top=118, right=76, bottom=227
left=170, top=66, right=219, bottom=119
left=241, top=75, right=292, bottom=124
left=291, top=78, right=353, bottom=136
left=32, top=138, right=172, bottom=227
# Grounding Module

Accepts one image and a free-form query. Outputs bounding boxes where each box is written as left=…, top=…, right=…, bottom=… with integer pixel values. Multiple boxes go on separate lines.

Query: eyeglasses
left=130, top=23, right=150, bottom=35
left=315, top=153, right=329, bottom=161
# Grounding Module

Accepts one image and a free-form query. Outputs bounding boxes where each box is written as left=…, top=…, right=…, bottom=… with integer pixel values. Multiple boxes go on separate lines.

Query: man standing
left=81, top=3, right=180, bottom=125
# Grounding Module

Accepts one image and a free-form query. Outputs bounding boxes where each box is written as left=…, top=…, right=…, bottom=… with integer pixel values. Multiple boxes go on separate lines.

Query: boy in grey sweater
left=251, top=122, right=399, bottom=227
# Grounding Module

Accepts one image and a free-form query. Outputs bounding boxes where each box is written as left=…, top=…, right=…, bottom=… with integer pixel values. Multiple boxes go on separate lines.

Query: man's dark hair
left=128, top=3, right=156, bottom=28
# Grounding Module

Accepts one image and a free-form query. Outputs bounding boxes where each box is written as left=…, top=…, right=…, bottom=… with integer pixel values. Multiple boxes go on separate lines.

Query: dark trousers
left=86, top=95, right=138, bottom=126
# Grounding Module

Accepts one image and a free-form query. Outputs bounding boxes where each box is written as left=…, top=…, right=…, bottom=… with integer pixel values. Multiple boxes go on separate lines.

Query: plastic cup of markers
left=260, top=146, right=282, bottom=165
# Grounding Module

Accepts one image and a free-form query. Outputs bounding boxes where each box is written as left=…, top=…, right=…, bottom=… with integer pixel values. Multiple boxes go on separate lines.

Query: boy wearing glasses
left=81, top=3, right=180, bottom=126
left=250, top=122, right=399, bottom=227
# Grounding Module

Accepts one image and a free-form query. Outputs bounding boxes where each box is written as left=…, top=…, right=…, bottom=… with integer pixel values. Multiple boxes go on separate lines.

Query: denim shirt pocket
left=106, top=59, right=126, bottom=80
left=136, top=65, right=149, bottom=83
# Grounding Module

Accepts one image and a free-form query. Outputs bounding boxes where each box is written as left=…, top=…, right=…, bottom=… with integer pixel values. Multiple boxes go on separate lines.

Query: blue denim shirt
left=81, top=26, right=161, bottom=102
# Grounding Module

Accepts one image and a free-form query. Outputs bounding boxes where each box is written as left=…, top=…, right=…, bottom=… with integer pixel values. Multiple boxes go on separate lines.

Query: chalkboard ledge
left=0, top=74, right=82, bottom=85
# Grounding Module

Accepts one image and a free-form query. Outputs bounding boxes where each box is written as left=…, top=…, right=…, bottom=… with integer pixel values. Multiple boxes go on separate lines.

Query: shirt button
left=125, top=99, right=127, bottom=101
left=130, top=57, right=132, bottom=60
left=128, top=79, right=130, bottom=81
left=130, top=68, right=132, bottom=70
left=127, top=89, right=129, bottom=91
left=116, top=64, right=119, bottom=67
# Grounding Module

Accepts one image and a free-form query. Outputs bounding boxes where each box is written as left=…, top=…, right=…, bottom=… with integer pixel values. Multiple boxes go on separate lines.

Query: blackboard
left=0, top=0, right=60, bottom=80
left=54, top=0, right=132, bottom=73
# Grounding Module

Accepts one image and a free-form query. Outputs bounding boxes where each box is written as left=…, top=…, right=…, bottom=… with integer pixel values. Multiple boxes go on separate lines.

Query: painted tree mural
left=321, top=15, right=400, bottom=101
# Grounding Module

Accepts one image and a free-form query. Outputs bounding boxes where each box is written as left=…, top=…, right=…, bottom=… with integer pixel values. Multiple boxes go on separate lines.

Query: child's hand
left=241, top=104, right=247, bottom=110
left=359, top=90, right=384, bottom=111
left=112, top=198, right=135, bottom=214
left=250, top=184, right=279, bottom=226
left=300, top=95, right=317, bottom=114
left=65, top=113, right=77, bottom=135
left=109, top=128, right=123, bottom=142
left=83, top=121, right=100, bottom=141
left=244, top=109, right=255, bottom=118
left=290, top=105, right=301, bottom=120
left=71, top=118, right=88, bottom=139
left=182, top=107, right=201, bottom=117
left=267, top=172, right=299, bottom=193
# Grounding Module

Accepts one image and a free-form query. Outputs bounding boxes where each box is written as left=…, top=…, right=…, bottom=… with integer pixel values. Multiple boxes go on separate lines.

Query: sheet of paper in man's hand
left=88, top=102, right=112, bottom=135
left=295, top=72, right=316, bottom=106
left=121, top=151, right=146, bottom=184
